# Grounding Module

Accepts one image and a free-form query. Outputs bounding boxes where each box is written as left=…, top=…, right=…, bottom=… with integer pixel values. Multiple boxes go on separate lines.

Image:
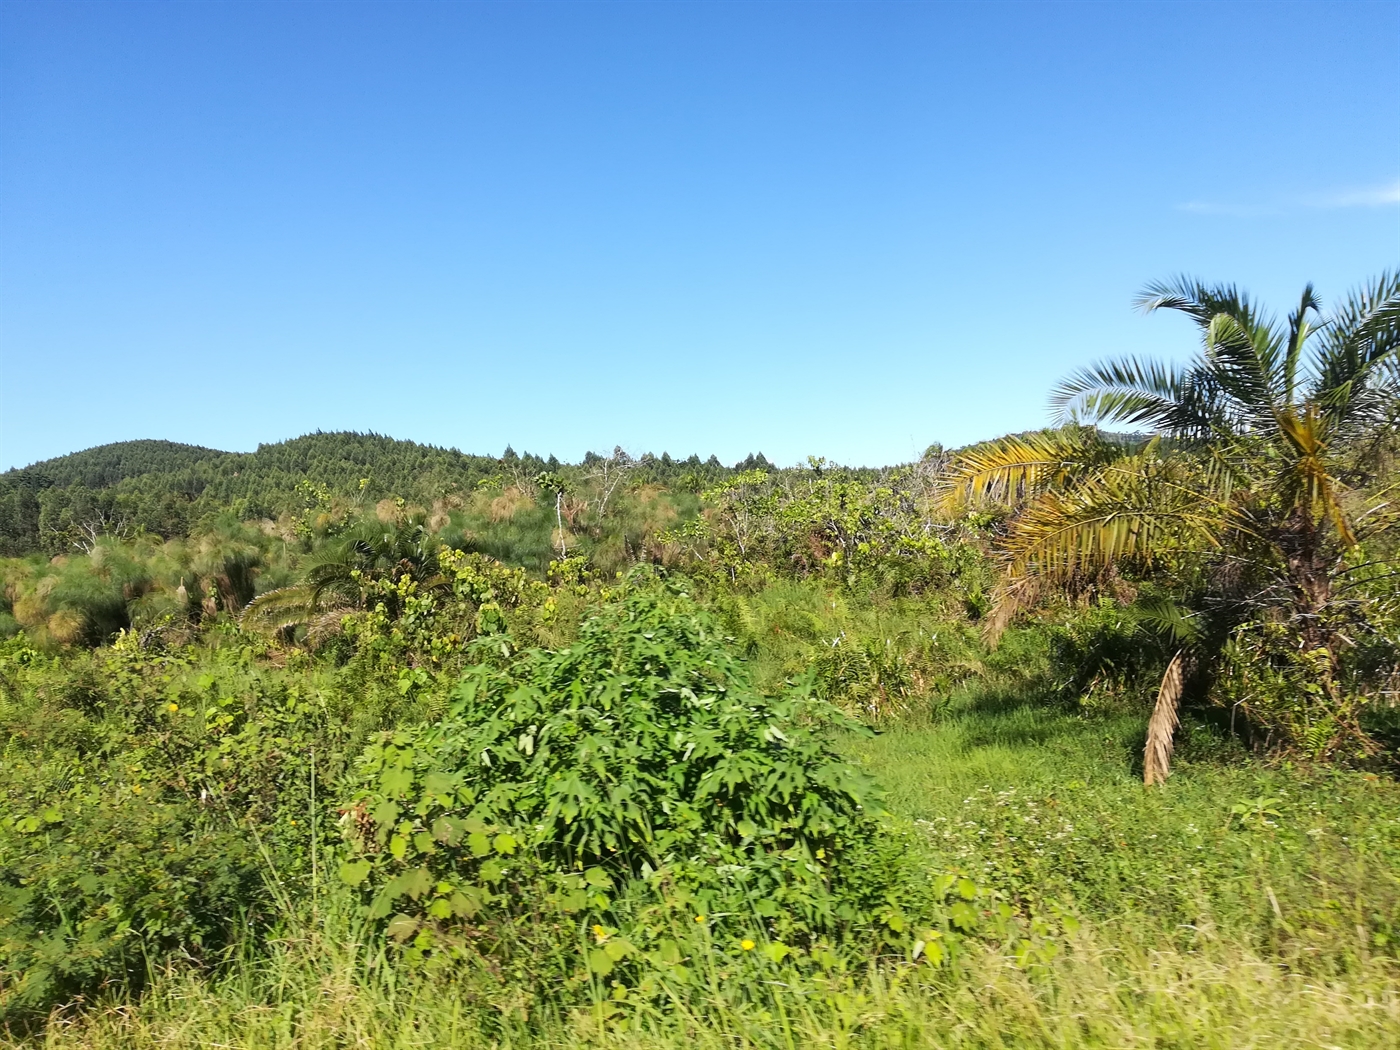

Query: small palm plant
left=242, top=511, right=444, bottom=643
left=944, top=273, right=1400, bottom=781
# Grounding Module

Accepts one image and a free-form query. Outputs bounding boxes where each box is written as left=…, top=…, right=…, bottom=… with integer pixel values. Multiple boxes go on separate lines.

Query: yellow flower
left=694, top=914, right=706, bottom=923
left=131, top=785, right=142, bottom=794
left=591, top=924, right=608, bottom=943
left=740, top=939, right=755, bottom=951
left=167, top=703, right=179, bottom=713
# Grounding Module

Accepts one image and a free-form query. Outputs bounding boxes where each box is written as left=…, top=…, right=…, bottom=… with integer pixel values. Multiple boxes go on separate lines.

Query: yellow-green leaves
left=338, top=860, right=372, bottom=886
left=588, top=936, right=636, bottom=976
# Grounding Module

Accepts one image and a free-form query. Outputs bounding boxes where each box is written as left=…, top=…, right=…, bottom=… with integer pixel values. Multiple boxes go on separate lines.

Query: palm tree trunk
left=1281, top=512, right=1336, bottom=656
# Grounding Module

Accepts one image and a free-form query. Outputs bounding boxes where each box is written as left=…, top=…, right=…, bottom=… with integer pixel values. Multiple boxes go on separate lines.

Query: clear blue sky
left=2, top=1, right=1397, bottom=470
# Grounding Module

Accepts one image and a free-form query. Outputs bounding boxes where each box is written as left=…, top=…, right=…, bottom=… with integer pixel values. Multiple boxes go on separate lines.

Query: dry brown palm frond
left=982, top=576, right=1045, bottom=647
left=1145, top=650, right=1190, bottom=785
left=303, top=608, right=353, bottom=648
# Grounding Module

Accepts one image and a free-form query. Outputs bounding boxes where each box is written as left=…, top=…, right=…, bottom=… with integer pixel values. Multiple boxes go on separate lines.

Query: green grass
left=14, top=931, right=1399, bottom=1049
left=11, top=684, right=1400, bottom=1048
left=850, top=688, right=1400, bottom=974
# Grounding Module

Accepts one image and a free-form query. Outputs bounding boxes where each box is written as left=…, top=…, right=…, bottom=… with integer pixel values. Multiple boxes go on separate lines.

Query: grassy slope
left=14, top=691, right=1400, bottom=1049
left=854, top=693, right=1400, bottom=967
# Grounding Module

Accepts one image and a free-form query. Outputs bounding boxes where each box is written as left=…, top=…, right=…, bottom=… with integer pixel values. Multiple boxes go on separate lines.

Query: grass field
left=13, top=686, right=1399, bottom=1049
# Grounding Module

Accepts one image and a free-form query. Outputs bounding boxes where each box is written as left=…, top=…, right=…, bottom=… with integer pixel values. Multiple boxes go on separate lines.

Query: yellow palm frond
left=1273, top=406, right=1357, bottom=546
left=939, top=429, right=1132, bottom=512
left=998, top=456, right=1225, bottom=582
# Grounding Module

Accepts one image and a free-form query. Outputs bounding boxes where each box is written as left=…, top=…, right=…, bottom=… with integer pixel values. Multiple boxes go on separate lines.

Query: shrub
left=1047, top=599, right=1171, bottom=709
left=0, top=634, right=342, bottom=1021
left=0, top=765, right=262, bottom=1018
left=338, top=582, right=952, bottom=963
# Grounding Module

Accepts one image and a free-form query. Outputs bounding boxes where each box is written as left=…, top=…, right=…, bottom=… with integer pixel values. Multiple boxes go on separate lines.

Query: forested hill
left=0, top=431, right=771, bottom=556
left=4, top=439, right=227, bottom=489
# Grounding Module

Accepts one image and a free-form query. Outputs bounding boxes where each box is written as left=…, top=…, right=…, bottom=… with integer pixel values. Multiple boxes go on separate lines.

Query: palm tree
left=242, top=512, right=444, bottom=643
left=944, top=272, right=1400, bottom=781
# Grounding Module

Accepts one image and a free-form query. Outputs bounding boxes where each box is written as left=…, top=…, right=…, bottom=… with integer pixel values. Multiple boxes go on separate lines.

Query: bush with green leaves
left=0, top=632, right=358, bottom=1022
left=339, top=581, right=962, bottom=968
left=1046, top=598, right=1173, bottom=709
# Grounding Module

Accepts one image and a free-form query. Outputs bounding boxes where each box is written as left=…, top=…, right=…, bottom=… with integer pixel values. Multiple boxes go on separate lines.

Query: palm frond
left=1144, top=650, right=1189, bottom=786
left=1311, top=270, right=1400, bottom=436
left=1050, top=357, right=1186, bottom=429
left=1201, top=313, right=1286, bottom=430
left=1273, top=407, right=1356, bottom=546
left=938, top=429, right=1130, bottom=511
left=1135, top=276, right=1260, bottom=331
left=981, top=575, right=1047, bottom=647
left=1134, top=595, right=1203, bottom=648
left=240, top=586, right=318, bottom=635
left=998, top=455, right=1226, bottom=581
left=1282, top=283, right=1321, bottom=405
left=1136, top=276, right=1295, bottom=435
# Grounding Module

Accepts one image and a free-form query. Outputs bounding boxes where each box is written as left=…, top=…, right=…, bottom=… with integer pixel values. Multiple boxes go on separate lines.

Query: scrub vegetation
left=2, top=273, right=1399, bottom=1047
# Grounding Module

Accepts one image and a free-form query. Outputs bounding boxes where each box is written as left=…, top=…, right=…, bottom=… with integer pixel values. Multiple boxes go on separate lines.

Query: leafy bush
left=0, top=764, right=262, bottom=1017
left=813, top=633, right=914, bottom=721
left=1047, top=599, right=1172, bottom=708
left=0, top=633, right=352, bottom=1021
left=339, top=582, right=954, bottom=963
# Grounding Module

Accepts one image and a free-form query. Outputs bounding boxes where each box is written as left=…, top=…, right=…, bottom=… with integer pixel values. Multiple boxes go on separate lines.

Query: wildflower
left=694, top=914, right=706, bottom=923
left=167, top=703, right=179, bottom=713
left=132, top=785, right=142, bottom=793
left=740, top=939, right=755, bottom=951
left=592, top=924, right=609, bottom=943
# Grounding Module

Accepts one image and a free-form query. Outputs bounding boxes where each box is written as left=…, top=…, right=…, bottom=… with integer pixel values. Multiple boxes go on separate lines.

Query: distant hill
left=0, top=432, right=507, bottom=556
left=5, top=439, right=228, bottom=489
left=0, top=432, right=770, bottom=556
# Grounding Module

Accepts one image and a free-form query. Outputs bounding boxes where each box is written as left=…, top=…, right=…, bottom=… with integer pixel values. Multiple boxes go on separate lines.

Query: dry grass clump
left=488, top=486, right=535, bottom=523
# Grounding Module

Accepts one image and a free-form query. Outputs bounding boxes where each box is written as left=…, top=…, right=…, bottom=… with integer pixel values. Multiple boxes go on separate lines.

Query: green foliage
left=853, top=687, right=1400, bottom=971
left=340, top=583, right=933, bottom=959
left=0, top=433, right=777, bottom=559
left=0, top=272, right=1395, bottom=1038
left=666, top=461, right=969, bottom=598
left=0, top=632, right=368, bottom=1020
left=1045, top=598, right=1174, bottom=708
left=716, top=580, right=989, bottom=721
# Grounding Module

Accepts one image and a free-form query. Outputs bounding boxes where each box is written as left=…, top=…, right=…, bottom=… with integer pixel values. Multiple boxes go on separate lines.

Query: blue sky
left=2, top=0, right=1397, bottom=470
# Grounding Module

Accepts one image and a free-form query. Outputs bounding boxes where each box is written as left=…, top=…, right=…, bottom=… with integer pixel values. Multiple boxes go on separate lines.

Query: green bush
left=1046, top=599, right=1171, bottom=708
left=0, top=765, right=262, bottom=1017
left=0, top=634, right=348, bottom=1021
left=339, top=582, right=959, bottom=964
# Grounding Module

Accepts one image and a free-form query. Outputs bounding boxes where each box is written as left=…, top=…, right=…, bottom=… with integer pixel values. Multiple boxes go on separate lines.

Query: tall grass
left=18, top=918, right=1399, bottom=1048
left=13, top=686, right=1400, bottom=1048
left=852, top=687, right=1400, bottom=973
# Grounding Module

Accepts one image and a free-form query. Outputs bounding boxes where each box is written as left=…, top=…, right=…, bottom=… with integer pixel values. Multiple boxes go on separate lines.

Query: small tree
left=944, top=273, right=1400, bottom=779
